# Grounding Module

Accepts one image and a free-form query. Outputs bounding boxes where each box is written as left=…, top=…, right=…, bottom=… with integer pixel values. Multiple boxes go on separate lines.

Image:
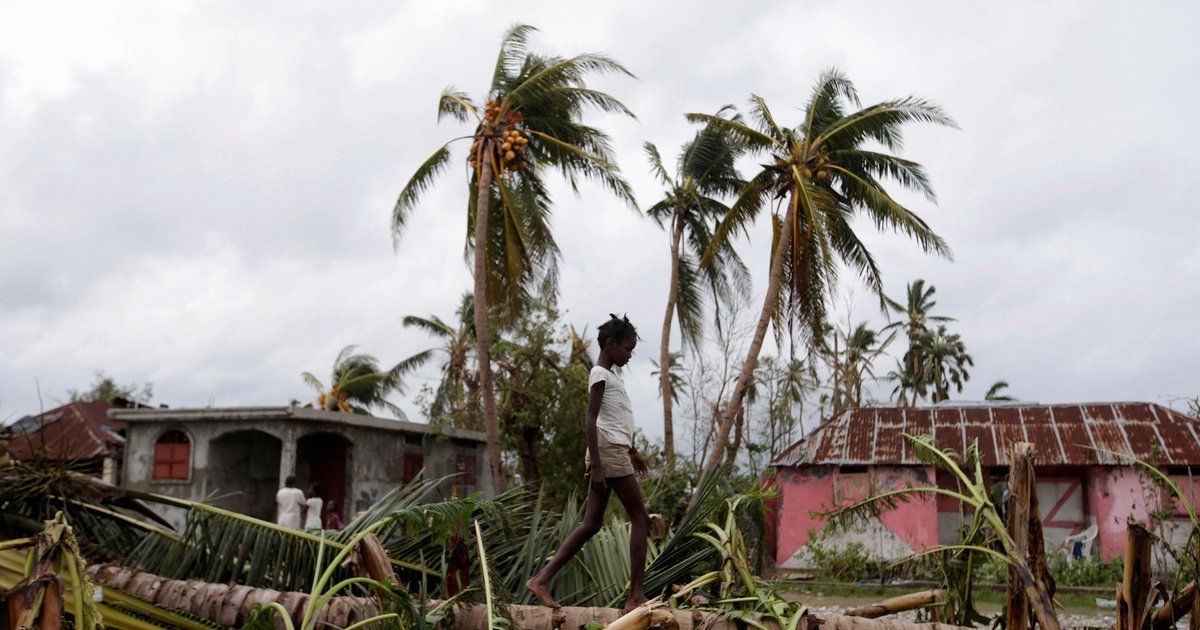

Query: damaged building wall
left=775, top=465, right=938, bottom=568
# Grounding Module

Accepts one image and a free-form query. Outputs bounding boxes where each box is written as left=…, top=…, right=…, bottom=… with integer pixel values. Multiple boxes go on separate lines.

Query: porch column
left=279, top=435, right=298, bottom=483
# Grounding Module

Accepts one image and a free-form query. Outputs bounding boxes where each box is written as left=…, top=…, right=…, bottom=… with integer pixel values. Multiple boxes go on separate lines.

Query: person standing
left=303, top=482, right=324, bottom=532
left=275, top=476, right=306, bottom=529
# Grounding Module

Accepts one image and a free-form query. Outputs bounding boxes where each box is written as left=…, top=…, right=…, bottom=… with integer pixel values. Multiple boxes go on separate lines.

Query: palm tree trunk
left=659, top=216, right=684, bottom=465
left=473, top=155, right=504, bottom=495
left=704, top=195, right=797, bottom=469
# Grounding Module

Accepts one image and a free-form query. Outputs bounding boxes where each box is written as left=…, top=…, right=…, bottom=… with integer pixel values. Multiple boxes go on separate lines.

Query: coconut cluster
left=804, top=146, right=832, bottom=184
left=469, top=101, right=530, bottom=175
left=317, top=388, right=351, bottom=413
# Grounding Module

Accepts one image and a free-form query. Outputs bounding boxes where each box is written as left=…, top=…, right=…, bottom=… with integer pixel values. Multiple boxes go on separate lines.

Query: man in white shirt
left=275, top=475, right=306, bottom=529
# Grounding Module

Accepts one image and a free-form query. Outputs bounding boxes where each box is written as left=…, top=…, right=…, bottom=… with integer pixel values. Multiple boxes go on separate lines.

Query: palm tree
left=918, top=325, right=973, bottom=403
left=392, top=25, right=636, bottom=493
left=884, top=278, right=954, bottom=404
left=690, top=69, right=955, bottom=467
left=402, top=293, right=479, bottom=430
left=644, top=122, right=747, bottom=462
left=985, top=380, right=1014, bottom=401
left=301, top=345, right=425, bottom=417
left=828, top=321, right=894, bottom=414
left=649, top=352, right=688, bottom=405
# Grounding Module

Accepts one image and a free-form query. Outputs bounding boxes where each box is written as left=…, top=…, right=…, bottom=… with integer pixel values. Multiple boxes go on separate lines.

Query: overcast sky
left=3, top=1, right=1198, bottom=445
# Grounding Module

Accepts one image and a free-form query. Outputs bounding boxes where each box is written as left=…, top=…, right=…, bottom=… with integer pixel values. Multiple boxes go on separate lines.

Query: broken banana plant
left=825, top=435, right=1059, bottom=629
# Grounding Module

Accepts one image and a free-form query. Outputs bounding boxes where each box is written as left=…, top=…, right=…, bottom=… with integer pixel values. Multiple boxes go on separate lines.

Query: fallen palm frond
left=0, top=512, right=217, bottom=630
left=844, top=590, right=945, bottom=619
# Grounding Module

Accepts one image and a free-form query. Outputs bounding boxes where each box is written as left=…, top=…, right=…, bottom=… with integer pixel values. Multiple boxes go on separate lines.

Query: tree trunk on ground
left=660, top=217, right=683, bottom=465
left=86, top=564, right=376, bottom=628
left=705, top=195, right=797, bottom=469
left=445, top=600, right=977, bottom=630
left=845, top=590, right=945, bottom=619
left=1118, top=523, right=1153, bottom=630
left=1152, top=581, right=1195, bottom=630
left=1006, top=442, right=1059, bottom=630
left=473, top=155, right=504, bottom=496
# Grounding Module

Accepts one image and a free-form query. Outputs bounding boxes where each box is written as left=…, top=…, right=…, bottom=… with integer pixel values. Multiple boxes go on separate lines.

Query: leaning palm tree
left=402, top=293, right=480, bottom=430
left=644, top=122, right=748, bottom=462
left=691, top=69, right=955, bottom=467
left=301, top=345, right=424, bottom=417
left=392, top=25, right=636, bottom=493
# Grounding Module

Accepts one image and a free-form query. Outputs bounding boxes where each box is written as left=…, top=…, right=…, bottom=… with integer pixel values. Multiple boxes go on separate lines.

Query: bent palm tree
left=392, top=25, right=636, bottom=493
left=691, top=69, right=955, bottom=467
left=301, top=345, right=425, bottom=417
left=645, top=121, right=747, bottom=462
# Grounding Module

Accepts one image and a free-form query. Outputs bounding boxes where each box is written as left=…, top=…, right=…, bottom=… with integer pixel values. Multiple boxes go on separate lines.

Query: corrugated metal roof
left=775, top=402, right=1200, bottom=467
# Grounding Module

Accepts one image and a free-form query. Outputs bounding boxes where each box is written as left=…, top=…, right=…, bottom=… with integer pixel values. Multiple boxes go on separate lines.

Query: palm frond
left=393, top=145, right=453, bottom=245
left=644, top=141, right=672, bottom=187
left=438, top=88, right=477, bottom=123
left=490, top=24, right=538, bottom=91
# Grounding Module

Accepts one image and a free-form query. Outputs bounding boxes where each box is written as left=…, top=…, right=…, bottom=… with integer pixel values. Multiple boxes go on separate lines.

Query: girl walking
left=526, top=314, right=650, bottom=612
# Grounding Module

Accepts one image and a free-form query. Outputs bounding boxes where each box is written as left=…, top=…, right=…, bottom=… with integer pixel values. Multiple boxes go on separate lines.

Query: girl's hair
left=598, top=313, right=639, bottom=348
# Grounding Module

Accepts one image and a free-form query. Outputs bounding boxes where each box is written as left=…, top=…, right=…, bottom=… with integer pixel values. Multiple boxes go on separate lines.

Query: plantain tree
left=691, top=69, right=955, bottom=468
left=644, top=121, right=748, bottom=463
left=393, top=26, right=636, bottom=494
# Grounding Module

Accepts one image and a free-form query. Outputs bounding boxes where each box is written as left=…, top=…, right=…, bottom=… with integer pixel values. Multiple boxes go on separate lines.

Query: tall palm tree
left=301, top=345, right=425, bottom=417
left=402, top=293, right=479, bottom=430
left=690, top=69, right=955, bottom=467
left=644, top=122, right=748, bottom=463
left=392, top=25, right=636, bottom=493
left=884, top=278, right=954, bottom=404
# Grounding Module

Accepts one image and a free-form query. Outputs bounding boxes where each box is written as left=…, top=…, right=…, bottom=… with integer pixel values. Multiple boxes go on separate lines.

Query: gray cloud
left=3, top=1, right=1198, bottom=440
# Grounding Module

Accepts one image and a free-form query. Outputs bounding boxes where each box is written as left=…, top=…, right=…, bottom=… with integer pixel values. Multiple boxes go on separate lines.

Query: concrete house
left=773, top=402, right=1200, bottom=568
left=114, top=406, right=491, bottom=529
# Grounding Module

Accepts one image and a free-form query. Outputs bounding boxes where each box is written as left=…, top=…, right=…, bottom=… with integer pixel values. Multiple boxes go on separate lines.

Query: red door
left=308, top=440, right=347, bottom=522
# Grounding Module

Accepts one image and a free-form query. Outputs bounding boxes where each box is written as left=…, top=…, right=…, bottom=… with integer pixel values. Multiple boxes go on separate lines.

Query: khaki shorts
left=584, top=433, right=635, bottom=478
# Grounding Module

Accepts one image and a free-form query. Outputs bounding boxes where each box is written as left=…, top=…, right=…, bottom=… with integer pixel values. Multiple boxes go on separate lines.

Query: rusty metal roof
left=775, top=403, right=1200, bottom=467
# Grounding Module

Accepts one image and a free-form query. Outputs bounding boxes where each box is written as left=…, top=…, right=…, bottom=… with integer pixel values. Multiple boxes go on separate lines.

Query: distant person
left=304, top=482, right=324, bottom=532
left=323, top=500, right=344, bottom=531
left=275, top=476, right=306, bottom=529
left=527, top=314, right=650, bottom=612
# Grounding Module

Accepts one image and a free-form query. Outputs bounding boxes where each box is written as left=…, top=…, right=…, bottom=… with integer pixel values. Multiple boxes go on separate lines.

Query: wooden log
left=844, top=589, right=945, bottom=619
left=1118, top=523, right=1153, bottom=630
left=442, top=601, right=978, bottom=630
left=1151, top=581, right=1194, bottom=630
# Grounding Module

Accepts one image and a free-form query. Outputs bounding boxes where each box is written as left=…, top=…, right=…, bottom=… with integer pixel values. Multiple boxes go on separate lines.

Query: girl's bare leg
left=526, top=480, right=611, bottom=608
left=609, top=475, right=649, bottom=611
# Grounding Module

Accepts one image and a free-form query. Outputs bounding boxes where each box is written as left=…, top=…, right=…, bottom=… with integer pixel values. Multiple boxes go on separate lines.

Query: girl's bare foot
left=526, top=577, right=561, bottom=609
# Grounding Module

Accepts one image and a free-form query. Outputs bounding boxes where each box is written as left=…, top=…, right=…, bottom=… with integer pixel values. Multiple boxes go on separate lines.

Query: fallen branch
left=845, top=589, right=945, bottom=619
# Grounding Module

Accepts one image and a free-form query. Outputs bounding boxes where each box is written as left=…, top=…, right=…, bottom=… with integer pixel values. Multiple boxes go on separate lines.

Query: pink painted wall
left=775, top=465, right=938, bottom=566
left=1085, top=466, right=1150, bottom=560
